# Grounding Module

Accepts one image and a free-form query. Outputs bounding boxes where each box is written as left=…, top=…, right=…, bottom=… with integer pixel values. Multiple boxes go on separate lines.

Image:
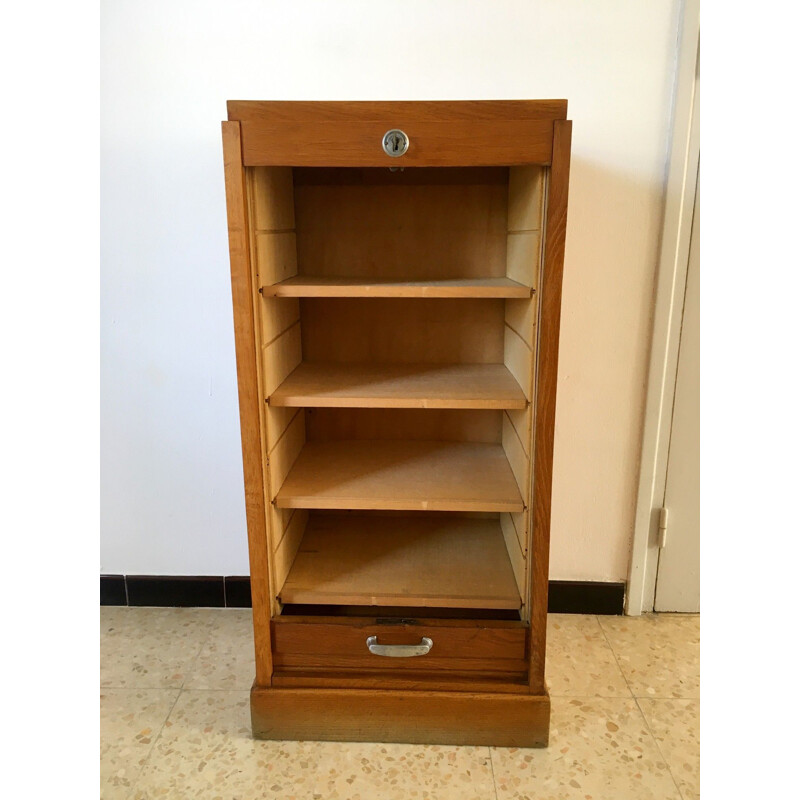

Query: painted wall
left=101, top=0, right=682, bottom=580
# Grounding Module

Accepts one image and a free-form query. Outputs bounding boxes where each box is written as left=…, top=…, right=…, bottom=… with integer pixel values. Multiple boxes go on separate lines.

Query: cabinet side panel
left=508, top=166, right=545, bottom=231
left=255, top=232, right=298, bottom=285
left=261, top=323, right=302, bottom=396
left=273, top=509, right=310, bottom=594
left=500, top=512, right=526, bottom=610
left=221, top=122, right=273, bottom=685
left=530, top=121, right=572, bottom=691
left=504, top=167, right=546, bottom=626
left=269, top=410, right=306, bottom=497
left=504, top=328, right=532, bottom=400
left=252, top=166, right=295, bottom=230
left=248, top=167, right=303, bottom=618
left=502, top=413, right=529, bottom=497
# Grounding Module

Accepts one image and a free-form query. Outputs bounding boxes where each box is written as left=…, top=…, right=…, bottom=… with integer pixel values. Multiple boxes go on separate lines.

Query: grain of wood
left=294, top=180, right=508, bottom=280
left=271, top=672, right=528, bottom=694
left=502, top=412, right=530, bottom=498
left=278, top=514, right=521, bottom=609
left=239, top=118, right=555, bottom=167
left=274, top=440, right=524, bottom=512
left=506, top=232, right=542, bottom=288
left=268, top=410, right=305, bottom=494
left=224, top=101, right=571, bottom=743
left=503, top=509, right=529, bottom=557
left=255, top=232, right=298, bottom=286
left=228, top=99, right=568, bottom=123
left=250, top=686, right=550, bottom=747
left=261, top=323, right=301, bottom=397
left=506, top=406, right=532, bottom=457
left=265, top=405, right=299, bottom=454
left=261, top=276, right=531, bottom=298
left=508, top=166, right=546, bottom=231
left=259, top=297, right=299, bottom=346
left=251, top=167, right=295, bottom=230
left=272, top=509, right=309, bottom=593
left=529, top=120, right=572, bottom=691
left=504, top=326, right=533, bottom=400
left=505, top=297, right=537, bottom=349
left=500, top=512, right=527, bottom=601
left=301, top=298, right=506, bottom=365
left=222, top=121, right=273, bottom=684
left=305, top=408, right=501, bottom=445
left=269, top=362, right=527, bottom=409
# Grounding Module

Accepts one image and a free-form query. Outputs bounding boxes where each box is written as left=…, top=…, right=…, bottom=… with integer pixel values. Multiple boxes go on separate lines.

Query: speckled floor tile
left=183, top=609, right=255, bottom=690
left=491, top=696, right=681, bottom=800
left=100, top=689, right=179, bottom=800
left=101, top=608, right=214, bottom=689
left=546, top=614, right=631, bottom=698
left=598, top=614, right=699, bottom=698
left=638, top=699, right=699, bottom=800
left=131, top=690, right=496, bottom=799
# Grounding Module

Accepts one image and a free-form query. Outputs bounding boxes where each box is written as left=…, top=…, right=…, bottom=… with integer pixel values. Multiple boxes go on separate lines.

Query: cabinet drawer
left=272, top=618, right=529, bottom=675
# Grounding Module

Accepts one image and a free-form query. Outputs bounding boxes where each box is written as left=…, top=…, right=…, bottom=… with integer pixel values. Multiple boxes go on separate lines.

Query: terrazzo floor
left=100, top=608, right=699, bottom=800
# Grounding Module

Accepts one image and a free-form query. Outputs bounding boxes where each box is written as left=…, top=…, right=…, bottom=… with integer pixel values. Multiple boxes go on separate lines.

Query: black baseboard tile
left=100, top=575, right=127, bottom=606
left=548, top=580, right=625, bottom=615
left=102, top=575, right=625, bottom=614
left=126, top=575, right=225, bottom=608
left=224, top=576, right=253, bottom=608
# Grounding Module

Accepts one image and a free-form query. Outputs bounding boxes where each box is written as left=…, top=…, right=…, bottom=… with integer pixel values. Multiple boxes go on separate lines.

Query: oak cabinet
left=222, top=100, right=571, bottom=747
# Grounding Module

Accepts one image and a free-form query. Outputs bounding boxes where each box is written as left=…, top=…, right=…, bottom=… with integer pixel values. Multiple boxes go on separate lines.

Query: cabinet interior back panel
left=300, top=298, right=505, bottom=364
left=293, top=169, right=508, bottom=280
left=305, top=408, right=503, bottom=444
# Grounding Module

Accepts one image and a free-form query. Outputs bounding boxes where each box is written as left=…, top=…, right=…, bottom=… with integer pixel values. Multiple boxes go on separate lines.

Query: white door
left=654, top=180, right=700, bottom=612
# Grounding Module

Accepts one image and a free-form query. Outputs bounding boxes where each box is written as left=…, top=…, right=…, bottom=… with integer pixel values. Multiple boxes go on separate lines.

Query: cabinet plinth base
left=250, top=684, right=550, bottom=747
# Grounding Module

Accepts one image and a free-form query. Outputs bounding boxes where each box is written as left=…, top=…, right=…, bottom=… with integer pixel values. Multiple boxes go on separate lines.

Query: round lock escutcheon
left=382, top=129, right=409, bottom=157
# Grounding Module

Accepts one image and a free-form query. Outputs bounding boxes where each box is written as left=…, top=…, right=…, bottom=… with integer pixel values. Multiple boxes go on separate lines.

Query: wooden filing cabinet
left=222, top=100, right=572, bottom=747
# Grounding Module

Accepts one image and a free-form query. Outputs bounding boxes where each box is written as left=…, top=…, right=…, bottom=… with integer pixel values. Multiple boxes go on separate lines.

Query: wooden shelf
left=269, top=363, right=528, bottom=409
left=279, top=514, right=521, bottom=609
left=260, top=276, right=533, bottom=298
left=274, top=440, right=524, bottom=512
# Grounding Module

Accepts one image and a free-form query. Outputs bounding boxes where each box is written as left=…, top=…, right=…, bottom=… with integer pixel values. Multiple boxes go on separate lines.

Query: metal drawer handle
left=366, top=635, right=433, bottom=657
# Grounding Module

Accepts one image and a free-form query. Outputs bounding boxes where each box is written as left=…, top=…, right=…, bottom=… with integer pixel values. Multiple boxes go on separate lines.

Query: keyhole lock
left=382, top=129, right=409, bottom=157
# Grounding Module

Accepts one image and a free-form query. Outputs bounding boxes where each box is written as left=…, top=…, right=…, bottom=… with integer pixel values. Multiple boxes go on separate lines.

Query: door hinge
left=657, top=507, right=669, bottom=549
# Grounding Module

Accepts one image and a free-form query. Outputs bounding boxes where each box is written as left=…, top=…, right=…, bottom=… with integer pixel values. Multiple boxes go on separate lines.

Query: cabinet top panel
left=226, top=101, right=568, bottom=166
left=227, top=100, right=568, bottom=123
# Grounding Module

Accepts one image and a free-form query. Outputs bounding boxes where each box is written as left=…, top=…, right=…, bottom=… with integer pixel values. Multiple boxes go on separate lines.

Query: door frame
left=626, top=0, right=700, bottom=615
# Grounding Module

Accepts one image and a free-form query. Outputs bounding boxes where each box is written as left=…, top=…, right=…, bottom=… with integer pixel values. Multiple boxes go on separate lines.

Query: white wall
left=101, top=0, right=682, bottom=580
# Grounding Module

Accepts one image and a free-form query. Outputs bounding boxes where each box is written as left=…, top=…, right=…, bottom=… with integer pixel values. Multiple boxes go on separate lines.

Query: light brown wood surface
left=251, top=686, right=550, bottom=747
left=293, top=166, right=508, bottom=186
left=294, top=178, right=507, bottom=280
left=228, top=99, right=568, bottom=123
left=274, top=440, right=524, bottom=512
left=269, top=362, right=528, bottom=409
left=222, top=122, right=273, bottom=684
left=278, top=514, right=521, bottom=609
left=272, top=619, right=527, bottom=674
left=238, top=118, right=555, bottom=166
left=223, top=101, right=572, bottom=747
left=261, top=276, right=532, bottom=298
left=270, top=671, right=528, bottom=694
left=250, top=166, right=295, bottom=229
left=260, top=322, right=301, bottom=397
left=300, top=298, right=505, bottom=365
left=529, top=120, right=573, bottom=691
left=305, top=408, right=501, bottom=445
